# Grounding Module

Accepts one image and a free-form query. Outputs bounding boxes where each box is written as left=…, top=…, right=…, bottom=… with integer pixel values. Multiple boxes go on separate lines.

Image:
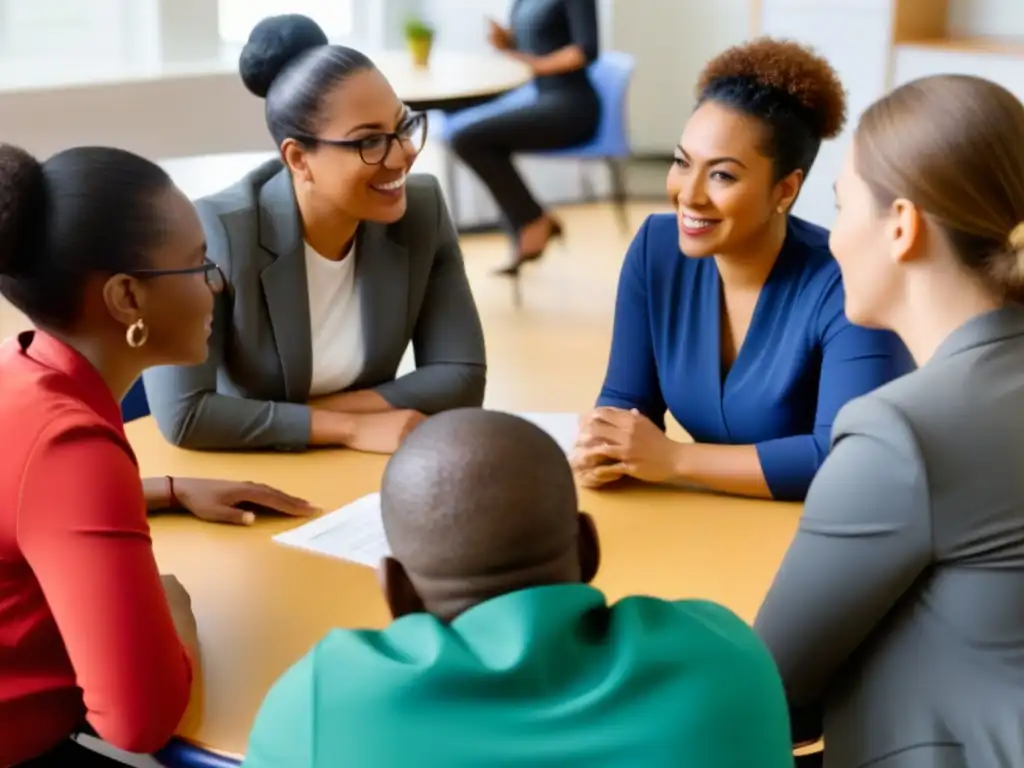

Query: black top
left=510, top=0, right=599, bottom=93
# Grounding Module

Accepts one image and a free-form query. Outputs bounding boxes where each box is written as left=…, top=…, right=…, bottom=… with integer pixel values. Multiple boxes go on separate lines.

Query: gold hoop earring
left=126, top=319, right=149, bottom=349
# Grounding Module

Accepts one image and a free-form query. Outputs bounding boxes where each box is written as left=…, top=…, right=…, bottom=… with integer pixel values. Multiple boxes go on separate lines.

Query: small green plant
left=403, top=17, right=435, bottom=41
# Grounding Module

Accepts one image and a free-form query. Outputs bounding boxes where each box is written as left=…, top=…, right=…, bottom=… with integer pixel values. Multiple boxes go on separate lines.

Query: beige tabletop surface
left=128, top=417, right=801, bottom=758
left=370, top=49, right=533, bottom=105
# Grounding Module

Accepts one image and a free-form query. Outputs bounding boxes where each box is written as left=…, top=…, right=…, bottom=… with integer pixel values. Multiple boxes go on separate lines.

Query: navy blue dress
left=597, top=214, right=914, bottom=501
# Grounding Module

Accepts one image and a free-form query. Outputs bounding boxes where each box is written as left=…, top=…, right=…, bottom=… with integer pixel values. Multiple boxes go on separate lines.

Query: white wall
left=757, top=0, right=894, bottom=228
left=0, top=0, right=389, bottom=159
left=603, top=0, right=751, bottom=154
left=893, top=48, right=1024, bottom=101
left=948, top=0, right=1024, bottom=37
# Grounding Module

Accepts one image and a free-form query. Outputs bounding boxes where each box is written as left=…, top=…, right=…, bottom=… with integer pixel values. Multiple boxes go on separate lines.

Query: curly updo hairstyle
left=696, top=37, right=847, bottom=183
left=239, top=14, right=376, bottom=147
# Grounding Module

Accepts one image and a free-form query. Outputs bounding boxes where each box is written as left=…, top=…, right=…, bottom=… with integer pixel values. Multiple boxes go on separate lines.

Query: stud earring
left=126, top=319, right=149, bottom=349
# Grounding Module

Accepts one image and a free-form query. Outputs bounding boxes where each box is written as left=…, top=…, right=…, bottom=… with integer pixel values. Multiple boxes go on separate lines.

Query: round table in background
left=127, top=417, right=802, bottom=762
left=153, top=50, right=533, bottom=204
left=370, top=49, right=533, bottom=111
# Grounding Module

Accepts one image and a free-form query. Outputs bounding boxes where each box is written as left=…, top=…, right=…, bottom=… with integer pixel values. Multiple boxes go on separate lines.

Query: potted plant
left=404, top=17, right=435, bottom=68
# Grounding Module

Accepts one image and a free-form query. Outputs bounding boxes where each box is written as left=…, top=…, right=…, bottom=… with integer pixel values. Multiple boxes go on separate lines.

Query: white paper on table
left=515, top=412, right=580, bottom=454
left=273, top=493, right=390, bottom=567
left=272, top=413, right=578, bottom=566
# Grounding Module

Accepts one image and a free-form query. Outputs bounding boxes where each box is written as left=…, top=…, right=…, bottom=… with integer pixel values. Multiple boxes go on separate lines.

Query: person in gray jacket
left=755, top=74, right=1024, bottom=768
left=144, top=14, right=485, bottom=453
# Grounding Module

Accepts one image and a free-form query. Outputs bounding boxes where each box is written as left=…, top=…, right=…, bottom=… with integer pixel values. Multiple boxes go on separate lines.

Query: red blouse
left=0, top=331, right=192, bottom=765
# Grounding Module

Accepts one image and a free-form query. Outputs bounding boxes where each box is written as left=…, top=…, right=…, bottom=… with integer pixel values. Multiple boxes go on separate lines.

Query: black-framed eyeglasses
left=295, top=111, right=428, bottom=166
left=128, top=260, right=226, bottom=293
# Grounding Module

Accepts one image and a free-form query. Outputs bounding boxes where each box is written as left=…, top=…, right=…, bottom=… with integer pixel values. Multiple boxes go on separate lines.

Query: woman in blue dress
left=572, top=38, right=913, bottom=501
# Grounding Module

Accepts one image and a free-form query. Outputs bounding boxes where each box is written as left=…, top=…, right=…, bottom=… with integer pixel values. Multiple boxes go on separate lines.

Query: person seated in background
left=571, top=38, right=913, bottom=501
left=143, top=14, right=486, bottom=454
left=449, top=0, right=601, bottom=275
left=243, top=409, right=794, bottom=768
left=0, top=144, right=314, bottom=766
left=755, top=75, right=1024, bottom=768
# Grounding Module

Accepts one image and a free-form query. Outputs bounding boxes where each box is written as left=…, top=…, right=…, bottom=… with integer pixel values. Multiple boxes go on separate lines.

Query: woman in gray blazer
left=144, top=14, right=486, bottom=452
left=755, top=75, right=1024, bottom=767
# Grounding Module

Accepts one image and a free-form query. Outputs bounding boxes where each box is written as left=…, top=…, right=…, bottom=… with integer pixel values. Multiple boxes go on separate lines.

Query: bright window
left=217, top=0, right=354, bottom=44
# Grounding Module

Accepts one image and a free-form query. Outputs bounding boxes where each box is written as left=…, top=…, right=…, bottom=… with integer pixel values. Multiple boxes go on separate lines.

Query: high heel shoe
left=493, top=220, right=564, bottom=277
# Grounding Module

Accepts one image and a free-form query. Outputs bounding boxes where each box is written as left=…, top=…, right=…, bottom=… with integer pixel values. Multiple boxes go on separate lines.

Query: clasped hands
left=571, top=407, right=685, bottom=488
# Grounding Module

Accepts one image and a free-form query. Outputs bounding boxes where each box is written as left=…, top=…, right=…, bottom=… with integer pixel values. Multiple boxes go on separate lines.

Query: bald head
left=379, top=409, right=593, bottom=619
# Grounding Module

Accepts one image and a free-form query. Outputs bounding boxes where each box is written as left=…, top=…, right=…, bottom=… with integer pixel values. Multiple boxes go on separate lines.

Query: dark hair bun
left=239, top=14, right=329, bottom=99
left=698, top=37, right=847, bottom=140
left=0, top=144, right=44, bottom=277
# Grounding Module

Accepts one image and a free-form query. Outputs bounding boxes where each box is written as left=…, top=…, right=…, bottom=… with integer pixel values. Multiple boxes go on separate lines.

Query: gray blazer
left=144, top=160, right=486, bottom=451
left=755, top=305, right=1024, bottom=768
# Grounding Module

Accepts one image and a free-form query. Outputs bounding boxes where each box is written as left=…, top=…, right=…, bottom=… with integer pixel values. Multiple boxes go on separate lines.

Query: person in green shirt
left=244, top=409, right=794, bottom=767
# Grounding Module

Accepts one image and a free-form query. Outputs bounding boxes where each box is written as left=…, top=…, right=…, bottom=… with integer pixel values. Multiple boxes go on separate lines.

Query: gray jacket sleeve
left=143, top=208, right=312, bottom=452
left=753, top=395, right=932, bottom=707
left=371, top=181, right=486, bottom=413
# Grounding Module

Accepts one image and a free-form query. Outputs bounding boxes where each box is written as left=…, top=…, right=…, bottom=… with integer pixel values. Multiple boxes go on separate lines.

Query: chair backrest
left=121, top=377, right=150, bottom=422
left=586, top=51, right=636, bottom=157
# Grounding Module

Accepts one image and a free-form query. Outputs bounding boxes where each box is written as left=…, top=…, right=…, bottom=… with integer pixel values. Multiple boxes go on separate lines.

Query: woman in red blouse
left=0, top=144, right=317, bottom=766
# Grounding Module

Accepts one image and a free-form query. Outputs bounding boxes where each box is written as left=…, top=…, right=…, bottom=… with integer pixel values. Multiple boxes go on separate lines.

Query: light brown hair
left=854, top=74, right=1024, bottom=298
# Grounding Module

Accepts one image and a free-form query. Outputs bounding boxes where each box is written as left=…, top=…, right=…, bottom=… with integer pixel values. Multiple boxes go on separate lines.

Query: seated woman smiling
left=572, top=38, right=913, bottom=501
left=144, top=14, right=486, bottom=453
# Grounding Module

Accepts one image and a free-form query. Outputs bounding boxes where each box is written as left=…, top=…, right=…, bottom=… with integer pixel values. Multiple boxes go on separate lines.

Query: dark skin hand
left=144, top=477, right=320, bottom=526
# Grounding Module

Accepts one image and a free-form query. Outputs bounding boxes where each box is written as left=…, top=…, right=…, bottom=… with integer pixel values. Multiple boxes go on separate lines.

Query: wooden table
left=128, top=418, right=801, bottom=760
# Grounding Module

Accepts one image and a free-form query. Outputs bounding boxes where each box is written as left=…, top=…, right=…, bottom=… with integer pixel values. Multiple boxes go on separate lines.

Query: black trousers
left=449, top=85, right=600, bottom=232
left=792, top=703, right=824, bottom=767
left=19, top=737, right=125, bottom=766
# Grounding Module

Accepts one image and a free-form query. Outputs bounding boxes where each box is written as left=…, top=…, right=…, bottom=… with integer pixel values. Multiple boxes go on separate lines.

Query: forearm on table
left=142, top=477, right=174, bottom=512
left=670, top=442, right=774, bottom=499
left=511, top=44, right=587, bottom=76
left=151, top=390, right=313, bottom=451
left=309, top=388, right=393, bottom=414
left=373, top=364, right=486, bottom=413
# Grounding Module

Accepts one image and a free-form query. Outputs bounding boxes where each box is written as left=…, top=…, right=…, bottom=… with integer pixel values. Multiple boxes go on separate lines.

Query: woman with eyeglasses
left=143, top=14, right=487, bottom=453
left=0, top=144, right=316, bottom=766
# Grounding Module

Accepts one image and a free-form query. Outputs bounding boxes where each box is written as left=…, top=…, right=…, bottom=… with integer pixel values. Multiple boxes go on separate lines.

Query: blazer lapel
left=258, top=168, right=313, bottom=402
left=353, top=222, right=409, bottom=386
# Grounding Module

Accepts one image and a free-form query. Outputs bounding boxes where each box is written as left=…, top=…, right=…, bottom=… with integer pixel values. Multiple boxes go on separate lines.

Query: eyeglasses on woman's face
left=296, top=111, right=428, bottom=166
left=127, top=260, right=226, bottom=293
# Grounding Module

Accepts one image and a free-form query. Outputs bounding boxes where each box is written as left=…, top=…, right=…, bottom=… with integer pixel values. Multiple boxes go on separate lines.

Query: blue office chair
left=121, top=377, right=150, bottom=422
left=433, top=51, right=636, bottom=235
left=156, top=740, right=240, bottom=768
left=540, top=51, right=635, bottom=234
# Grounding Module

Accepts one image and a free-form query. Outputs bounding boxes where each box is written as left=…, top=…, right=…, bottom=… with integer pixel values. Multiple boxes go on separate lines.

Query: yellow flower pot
left=408, top=37, right=433, bottom=68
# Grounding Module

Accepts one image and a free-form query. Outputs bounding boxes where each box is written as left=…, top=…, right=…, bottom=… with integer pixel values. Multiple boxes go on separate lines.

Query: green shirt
left=243, top=585, right=792, bottom=767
